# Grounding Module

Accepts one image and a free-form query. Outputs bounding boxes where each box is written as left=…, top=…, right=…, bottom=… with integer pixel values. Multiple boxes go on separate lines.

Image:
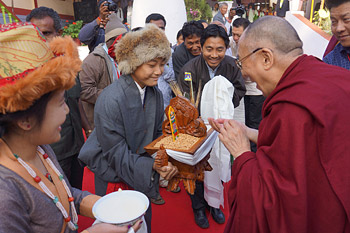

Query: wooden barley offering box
left=144, top=96, right=214, bottom=195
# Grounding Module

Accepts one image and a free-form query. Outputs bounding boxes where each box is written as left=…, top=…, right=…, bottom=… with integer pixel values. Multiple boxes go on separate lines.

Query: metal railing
left=0, top=0, right=21, bottom=24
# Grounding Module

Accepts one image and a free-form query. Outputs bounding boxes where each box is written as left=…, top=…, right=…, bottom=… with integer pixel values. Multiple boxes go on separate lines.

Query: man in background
left=276, top=0, right=289, bottom=17
left=213, top=2, right=228, bottom=25
left=172, top=21, right=204, bottom=79
left=26, top=6, right=62, bottom=41
left=232, top=17, right=264, bottom=152
left=323, top=0, right=350, bottom=70
left=79, top=0, right=128, bottom=53
left=231, top=18, right=250, bottom=57
left=27, top=7, right=92, bottom=189
left=178, top=24, right=246, bottom=229
left=80, top=13, right=127, bottom=129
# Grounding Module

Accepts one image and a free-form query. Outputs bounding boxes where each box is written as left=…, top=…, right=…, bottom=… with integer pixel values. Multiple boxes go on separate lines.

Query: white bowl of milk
left=92, top=190, right=149, bottom=225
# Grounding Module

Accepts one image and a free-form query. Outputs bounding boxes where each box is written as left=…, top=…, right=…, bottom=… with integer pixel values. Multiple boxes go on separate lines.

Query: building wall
left=285, top=11, right=330, bottom=59
left=37, top=0, right=74, bottom=16
left=2, top=0, right=74, bottom=21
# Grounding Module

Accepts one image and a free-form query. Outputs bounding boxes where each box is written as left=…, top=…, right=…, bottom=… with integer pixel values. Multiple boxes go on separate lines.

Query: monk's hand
left=208, top=117, right=225, bottom=132
left=153, top=161, right=178, bottom=180
left=209, top=118, right=258, bottom=143
left=218, top=119, right=251, bottom=159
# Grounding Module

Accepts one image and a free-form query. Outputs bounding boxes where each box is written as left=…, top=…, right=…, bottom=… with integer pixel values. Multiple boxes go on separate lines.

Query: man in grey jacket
left=213, top=2, right=228, bottom=25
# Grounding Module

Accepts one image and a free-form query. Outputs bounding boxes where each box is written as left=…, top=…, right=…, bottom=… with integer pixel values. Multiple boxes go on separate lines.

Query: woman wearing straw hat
left=0, top=22, right=141, bottom=233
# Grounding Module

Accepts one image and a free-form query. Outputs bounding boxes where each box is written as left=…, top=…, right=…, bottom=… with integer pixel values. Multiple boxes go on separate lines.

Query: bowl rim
left=92, top=190, right=149, bottom=224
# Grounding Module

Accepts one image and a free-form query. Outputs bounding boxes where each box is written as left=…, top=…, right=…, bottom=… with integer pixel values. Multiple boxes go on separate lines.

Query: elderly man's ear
left=261, top=48, right=274, bottom=70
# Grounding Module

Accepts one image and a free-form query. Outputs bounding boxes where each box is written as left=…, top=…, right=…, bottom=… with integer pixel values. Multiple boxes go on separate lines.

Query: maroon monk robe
left=323, top=35, right=339, bottom=58
left=224, top=55, right=350, bottom=233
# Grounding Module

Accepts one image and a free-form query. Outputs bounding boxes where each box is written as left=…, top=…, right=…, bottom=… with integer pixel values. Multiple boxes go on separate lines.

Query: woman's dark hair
left=200, top=24, right=229, bottom=48
left=181, top=20, right=204, bottom=40
left=0, top=92, right=53, bottom=137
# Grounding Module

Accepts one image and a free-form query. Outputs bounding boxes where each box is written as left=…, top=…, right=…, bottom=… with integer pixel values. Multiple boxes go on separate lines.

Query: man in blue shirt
left=323, top=0, right=350, bottom=70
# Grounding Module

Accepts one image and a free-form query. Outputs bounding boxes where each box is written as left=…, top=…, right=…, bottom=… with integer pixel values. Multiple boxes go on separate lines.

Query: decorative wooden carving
left=149, top=96, right=212, bottom=194
left=167, top=154, right=212, bottom=195
left=154, top=146, right=212, bottom=195
left=154, top=145, right=168, bottom=168
left=162, top=96, right=207, bottom=137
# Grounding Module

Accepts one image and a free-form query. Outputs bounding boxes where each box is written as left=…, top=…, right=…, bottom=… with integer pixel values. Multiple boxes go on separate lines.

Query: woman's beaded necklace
left=12, top=146, right=78, bottom=231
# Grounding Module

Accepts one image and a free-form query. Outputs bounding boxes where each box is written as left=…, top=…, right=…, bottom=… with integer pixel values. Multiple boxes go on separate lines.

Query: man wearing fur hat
left=79, top=24, right=179, bottom=233
left=79, top=13, right=127, bottom=129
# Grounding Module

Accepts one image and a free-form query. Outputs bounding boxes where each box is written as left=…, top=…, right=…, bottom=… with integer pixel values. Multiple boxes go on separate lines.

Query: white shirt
left=134, top=81, right=146, bottom=105
left=205, top=61, right=219, bottom=79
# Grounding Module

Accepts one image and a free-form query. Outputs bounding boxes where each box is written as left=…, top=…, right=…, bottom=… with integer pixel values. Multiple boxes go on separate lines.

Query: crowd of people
left=0, top=0, right=349, bottom=232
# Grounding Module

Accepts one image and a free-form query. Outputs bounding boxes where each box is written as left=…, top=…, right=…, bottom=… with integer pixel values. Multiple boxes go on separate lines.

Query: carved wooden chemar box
left=144, top=96, right=213, bottom=194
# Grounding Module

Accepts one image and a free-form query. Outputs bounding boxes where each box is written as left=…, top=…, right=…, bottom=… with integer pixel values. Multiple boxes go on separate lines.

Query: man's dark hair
left=132, top=27, right=143, bottom=32
left=26, top=7, right=61, bottom=32
left=197, top=19, right=208, bottom=25
left=248, top=3, right=255, bottom=9
left=325, top=0, right=349, bottom=9
left=145, top=13, right=166, bottom=27
left=200, top=24, right=229, bottom=48
left=176, top=29, right=183, bottom=39
left=232, top=18, right=251, bottom=30
left=182, top=20, right=204, bottom=40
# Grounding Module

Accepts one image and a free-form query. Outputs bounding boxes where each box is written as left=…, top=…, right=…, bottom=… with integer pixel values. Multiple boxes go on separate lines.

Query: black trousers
left=189, top=181, right=208, bottom=212
left=58, top=153, right=84, bottom=189
left=244, top=95, right=265, bottom=152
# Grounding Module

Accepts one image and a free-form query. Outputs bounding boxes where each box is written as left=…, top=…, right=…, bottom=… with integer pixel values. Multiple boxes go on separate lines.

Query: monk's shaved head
left=241, top=16, right=303, bottom=55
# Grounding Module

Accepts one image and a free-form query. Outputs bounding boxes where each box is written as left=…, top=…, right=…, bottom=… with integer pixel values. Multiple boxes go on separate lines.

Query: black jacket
left=177, top=54, right=246, bottom=109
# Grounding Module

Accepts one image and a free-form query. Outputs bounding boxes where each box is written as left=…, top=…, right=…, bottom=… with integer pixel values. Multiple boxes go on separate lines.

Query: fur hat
left=105, top=13, right=127, bottom=42
left=114, top=23, right=171, bottom=75
left=0, top=22, right=81, bottom=114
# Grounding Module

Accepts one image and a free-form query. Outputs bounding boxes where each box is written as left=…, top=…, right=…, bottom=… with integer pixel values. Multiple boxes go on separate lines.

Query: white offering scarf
left=201, top=75, right=234, bottom=209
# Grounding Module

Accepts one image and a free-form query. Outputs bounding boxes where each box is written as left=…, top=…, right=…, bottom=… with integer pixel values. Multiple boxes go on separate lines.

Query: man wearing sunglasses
left=210, top=16, right=350, bottom=233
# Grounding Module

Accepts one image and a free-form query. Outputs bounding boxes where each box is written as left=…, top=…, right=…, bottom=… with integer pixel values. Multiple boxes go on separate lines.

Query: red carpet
left=78, top=168, right=230, bottom=233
